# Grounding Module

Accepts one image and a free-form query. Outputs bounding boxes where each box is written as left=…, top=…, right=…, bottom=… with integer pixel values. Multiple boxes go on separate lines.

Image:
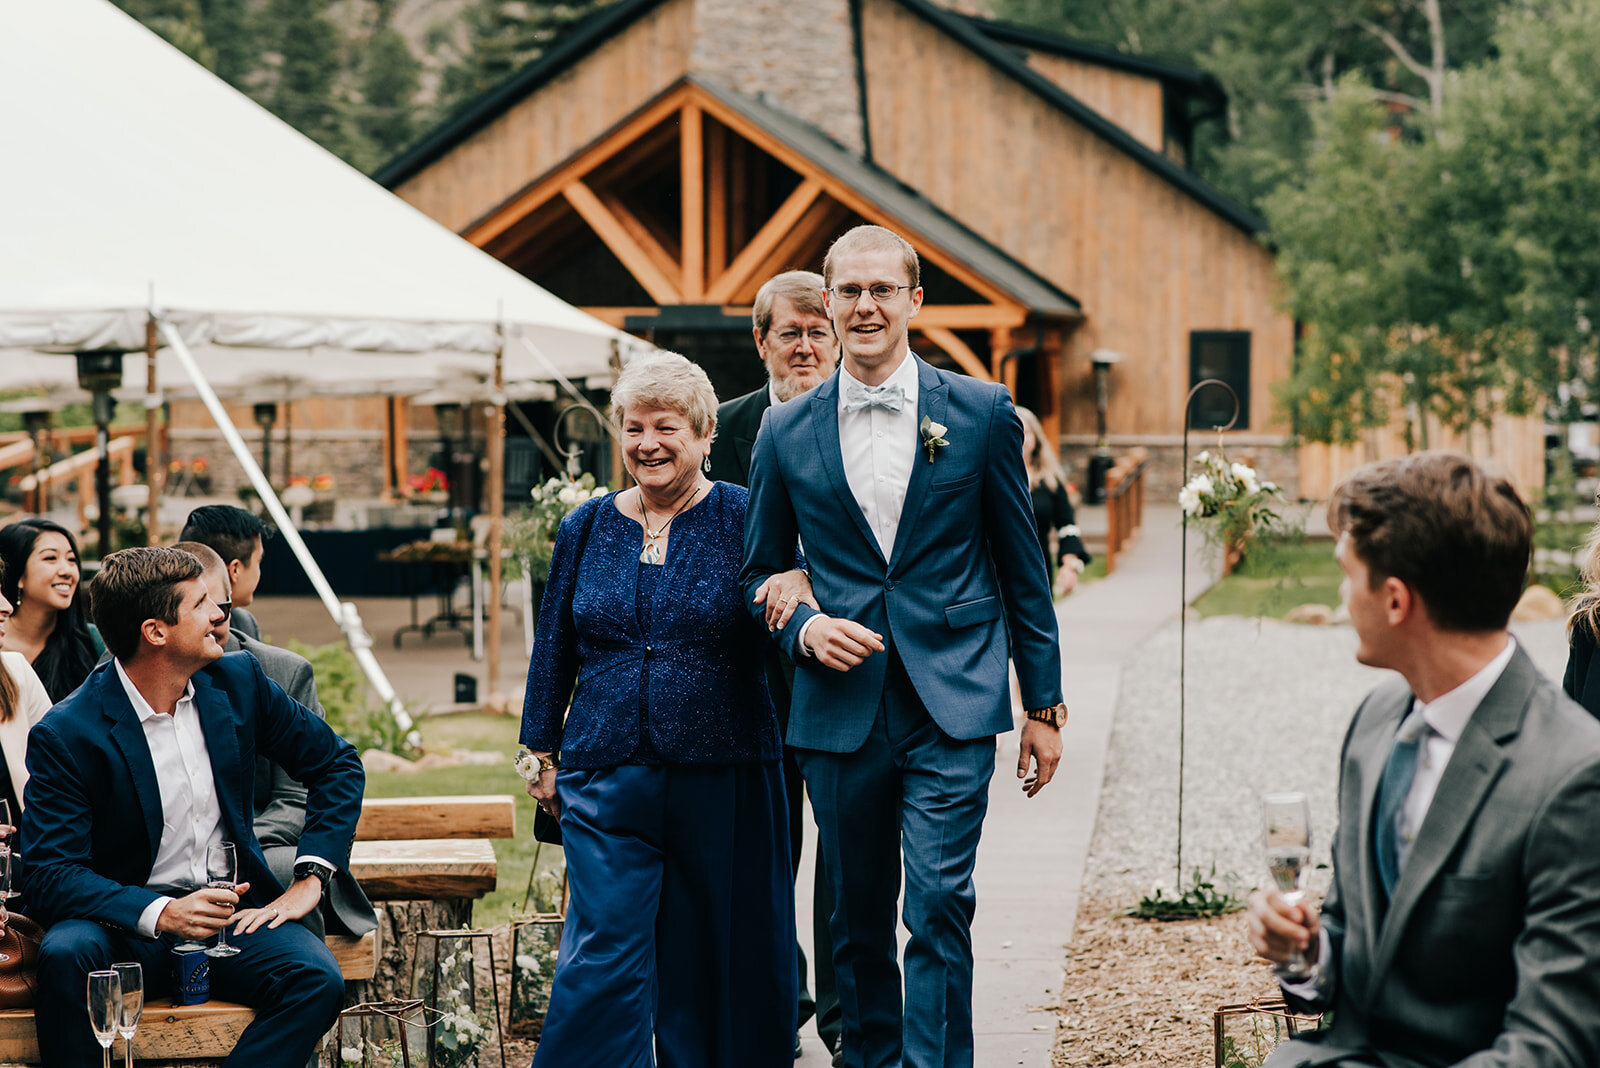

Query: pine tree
left=198, top=0, right=256, bottom=88
left=436, top=1, right=600, bottom=118
left=359, top=26, right=423, bottom=161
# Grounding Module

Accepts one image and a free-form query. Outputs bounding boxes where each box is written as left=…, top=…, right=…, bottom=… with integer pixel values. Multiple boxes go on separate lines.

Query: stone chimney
left=688, top=0, right=865, bottom=155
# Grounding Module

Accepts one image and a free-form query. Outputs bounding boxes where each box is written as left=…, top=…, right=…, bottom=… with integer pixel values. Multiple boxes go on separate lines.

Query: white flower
left=1261, top=481, right=1278, bottom=493
left=557, top=486, right=579, bottom=506
left=1190, top=473, right=1214, bottom=496
left=1196, top=451, right=1210, bottom=464
left=515, top=953, right=539, bottom=971
left=1179, top=485, right=1203, bottom=516
left=1230, top=462, right=1260, bottom=495
left=341, top=1047, right=363, bottom=1064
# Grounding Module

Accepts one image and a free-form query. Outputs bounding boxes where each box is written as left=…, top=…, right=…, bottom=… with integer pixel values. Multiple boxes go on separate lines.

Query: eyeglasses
left=215, top=600, right=232, bottom=622
left=829, top=283, right=912, bottom=304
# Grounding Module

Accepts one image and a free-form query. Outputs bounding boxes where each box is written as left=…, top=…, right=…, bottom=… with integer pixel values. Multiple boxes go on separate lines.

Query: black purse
left=532, top=804, right=562, bottom=845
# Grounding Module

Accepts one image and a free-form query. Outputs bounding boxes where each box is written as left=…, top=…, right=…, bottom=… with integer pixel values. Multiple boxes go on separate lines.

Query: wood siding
left=861, top=0, right=1292, bottom=440
left=394, top=0, right=696, bottom=234
left=1020, top=52, right=1165, bottom=155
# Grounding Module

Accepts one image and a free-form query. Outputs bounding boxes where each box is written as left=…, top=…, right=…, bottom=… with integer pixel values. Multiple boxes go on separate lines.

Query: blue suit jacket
left=20, top=652, right=364, bottom=933
left=740, top=356, right=1063, bottom=752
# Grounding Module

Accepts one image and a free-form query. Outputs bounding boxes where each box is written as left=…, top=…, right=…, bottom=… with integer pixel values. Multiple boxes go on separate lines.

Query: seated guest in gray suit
left=181, top=504, right=275, bottom=641
left=173, top=542, right=377, bottom=940
left=1247, top=452, right=1600, bottom=1068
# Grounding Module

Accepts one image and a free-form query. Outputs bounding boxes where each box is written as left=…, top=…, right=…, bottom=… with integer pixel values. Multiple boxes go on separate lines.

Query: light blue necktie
left=842, top=382, right=906, bottom=413
left=1375, top=714, right=1426, bottom=898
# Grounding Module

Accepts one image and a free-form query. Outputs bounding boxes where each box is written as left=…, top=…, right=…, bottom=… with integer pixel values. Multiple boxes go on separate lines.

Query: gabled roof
left=960, top=12, right=1226, bottom=105
left=692, top=77, right=1080, bottom=318
left=375, top=0, right=1264, bottom=235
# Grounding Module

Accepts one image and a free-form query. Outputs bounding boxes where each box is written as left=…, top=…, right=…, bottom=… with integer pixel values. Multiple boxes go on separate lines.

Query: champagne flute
left=87, top=969, right=121, bottom=1068
left=112, top=962, right=143, bottom=1068
left=0, top=852, right=11, bottom=963
left=204, top=842, right=241, bottom=958
left=0, top=798, right=12, bottom=856
left=1262, top=791, right=1313, bottom=981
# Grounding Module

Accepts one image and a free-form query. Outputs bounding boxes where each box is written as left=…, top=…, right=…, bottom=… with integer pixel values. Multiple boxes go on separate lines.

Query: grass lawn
left=363, top=713, right=561, bottom=928
left=1192, top=538, right=1343, bottom=619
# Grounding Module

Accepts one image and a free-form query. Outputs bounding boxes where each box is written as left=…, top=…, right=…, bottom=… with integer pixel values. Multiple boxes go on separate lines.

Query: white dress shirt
left=837, top=354, right=920, bottom=557
left=1284, top=636, right=1516, bottom=992
left=115, top=659, right=225, bottom=938
left=797, top=352, right=919, bottom=655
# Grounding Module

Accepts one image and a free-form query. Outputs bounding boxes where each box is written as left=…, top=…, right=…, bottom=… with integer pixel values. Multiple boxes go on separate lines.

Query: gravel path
left=1082, top=615, right=1573, bottom=905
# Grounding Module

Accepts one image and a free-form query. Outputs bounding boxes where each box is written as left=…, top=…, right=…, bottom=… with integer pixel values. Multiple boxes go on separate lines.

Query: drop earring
left=703, top=455, right=712, bottom=474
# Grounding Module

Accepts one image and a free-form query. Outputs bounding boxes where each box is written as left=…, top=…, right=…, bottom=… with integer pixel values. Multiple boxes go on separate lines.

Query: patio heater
left=21, top=409, right=51, bottom=513
left=1086, top=349, right=1123, bottom=504
left=433, top=401, right=462, bottom=519
left=252, top=402, right=278, bottom=487
left=75, top=350, right=122, bottom=558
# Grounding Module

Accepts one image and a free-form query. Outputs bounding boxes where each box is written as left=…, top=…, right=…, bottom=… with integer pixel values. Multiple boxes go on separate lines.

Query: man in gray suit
left=1247, top=453, right=1600, bottom=1068
left=176, top=542, right=376, bottom=941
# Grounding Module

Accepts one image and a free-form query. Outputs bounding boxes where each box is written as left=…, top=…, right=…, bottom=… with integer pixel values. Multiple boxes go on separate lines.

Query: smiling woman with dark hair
left=0, top=518, right=100, bottom=703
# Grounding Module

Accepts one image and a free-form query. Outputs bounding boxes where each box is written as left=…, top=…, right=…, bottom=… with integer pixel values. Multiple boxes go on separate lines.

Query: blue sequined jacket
left=519, top=482, right=781, bottom=768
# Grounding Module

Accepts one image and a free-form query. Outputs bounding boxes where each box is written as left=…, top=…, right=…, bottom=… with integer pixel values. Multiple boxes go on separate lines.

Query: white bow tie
left=842, top=383, right=907, bottom=413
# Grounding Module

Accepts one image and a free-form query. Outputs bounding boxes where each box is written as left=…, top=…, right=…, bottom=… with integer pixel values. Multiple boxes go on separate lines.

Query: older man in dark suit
left=1248, top=453, right=1600, bottom=1068
left=24, top=546, right=364, bottom=1068
left=709, top=269, right=842, bottom=1058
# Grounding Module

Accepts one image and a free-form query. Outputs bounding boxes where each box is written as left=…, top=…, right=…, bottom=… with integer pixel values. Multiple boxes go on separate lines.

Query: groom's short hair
left=89, top=546, right=205, bottom=661
left=1328, top=452, right=1530, bottom=632
left=823, top=225, right=920, bottom=289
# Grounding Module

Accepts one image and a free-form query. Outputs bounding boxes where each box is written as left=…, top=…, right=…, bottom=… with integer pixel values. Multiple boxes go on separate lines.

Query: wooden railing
left=15, top=435, right=139, bottom=523
left=1102, top=447, right=1148, bottom=575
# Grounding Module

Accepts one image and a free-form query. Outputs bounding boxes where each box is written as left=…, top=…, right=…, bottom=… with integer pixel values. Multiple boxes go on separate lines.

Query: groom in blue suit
left=23, top=546, right=364, bottom=1067
left=742, top=225, right=1066, bottom=1068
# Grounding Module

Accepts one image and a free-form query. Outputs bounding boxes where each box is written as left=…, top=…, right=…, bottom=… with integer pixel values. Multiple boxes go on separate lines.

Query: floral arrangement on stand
left=505, top=473, right=608, bottom=582
left=409, top=467, right=451, bottom=503
left=1178, top=450, right=1285, bottom=574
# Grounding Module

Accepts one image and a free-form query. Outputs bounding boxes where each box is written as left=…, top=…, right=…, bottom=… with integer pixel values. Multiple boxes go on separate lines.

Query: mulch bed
left=1052, top=897, right=1281, bottom=1067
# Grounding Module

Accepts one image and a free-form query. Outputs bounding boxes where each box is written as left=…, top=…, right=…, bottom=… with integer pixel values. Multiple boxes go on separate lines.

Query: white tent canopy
left=0, top=0, right=647, bottom=386
left=0, top=0, right=647, bottom=725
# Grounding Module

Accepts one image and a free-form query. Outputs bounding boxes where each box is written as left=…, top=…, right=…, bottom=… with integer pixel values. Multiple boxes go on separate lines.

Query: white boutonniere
left=512, top=749, right=540, bottom=782
left=919, top=415, right=950, bottom=463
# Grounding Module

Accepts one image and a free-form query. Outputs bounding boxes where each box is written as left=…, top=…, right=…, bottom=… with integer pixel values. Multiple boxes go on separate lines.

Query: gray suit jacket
left=1269, top=646, right=1600, bottom=1068
left=227, top=634, right=376, bottom=938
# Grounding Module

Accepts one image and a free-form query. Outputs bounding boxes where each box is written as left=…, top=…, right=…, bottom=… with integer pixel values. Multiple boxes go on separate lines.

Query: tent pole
left=156, top=318, right=417, bottom=745
left=144, top=315, right=162, bottom=545
left=487, top=333, right=506, bottom=705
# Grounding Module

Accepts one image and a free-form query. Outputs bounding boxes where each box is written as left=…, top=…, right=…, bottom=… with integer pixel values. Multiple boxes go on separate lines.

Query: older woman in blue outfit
left=520, top=352, right=806, bottom=1067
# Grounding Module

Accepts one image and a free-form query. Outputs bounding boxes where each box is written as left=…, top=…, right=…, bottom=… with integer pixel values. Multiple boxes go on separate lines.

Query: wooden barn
left=375, top=0, right=1300, bottom=495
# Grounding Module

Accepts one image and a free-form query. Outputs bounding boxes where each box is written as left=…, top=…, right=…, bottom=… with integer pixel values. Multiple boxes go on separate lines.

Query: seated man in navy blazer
left=23, top=546, right=364, bottom=1068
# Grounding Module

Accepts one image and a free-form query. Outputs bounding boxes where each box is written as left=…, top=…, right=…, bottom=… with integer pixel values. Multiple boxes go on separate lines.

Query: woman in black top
left=1018, top=406, right=1091, bottom=597
left=1565, top=522, right=1600, bottom=714
left=0, top=518, right=99, bottom=703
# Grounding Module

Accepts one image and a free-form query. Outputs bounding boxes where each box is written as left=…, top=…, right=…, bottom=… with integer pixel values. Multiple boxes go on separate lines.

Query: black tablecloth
left=257, top=527, right=438, bottom=597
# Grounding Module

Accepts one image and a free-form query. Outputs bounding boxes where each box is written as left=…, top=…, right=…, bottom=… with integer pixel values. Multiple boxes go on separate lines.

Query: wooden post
left=680, top=103, right=704, bottom=301
left=487, top=344, right=506, bottom=703
left=145, top=318, right=162, bottom=545
left=1104, top=468, right=1122, bottom=575
left=282, top=398, right=294, bottom=487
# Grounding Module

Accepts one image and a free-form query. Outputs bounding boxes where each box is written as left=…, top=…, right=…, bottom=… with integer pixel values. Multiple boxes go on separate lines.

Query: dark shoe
left=795, top=1032, right=804, bottom=1059
left=831, top=1051, right=844, bottom=1068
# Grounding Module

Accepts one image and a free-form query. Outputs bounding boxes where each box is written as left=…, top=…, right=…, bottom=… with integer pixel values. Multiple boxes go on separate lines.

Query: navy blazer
left=21, top=652, right=364, bottom=933
left=520, top=483, right=781, bottom=768
left=740, top=356, right=1063, bottom=752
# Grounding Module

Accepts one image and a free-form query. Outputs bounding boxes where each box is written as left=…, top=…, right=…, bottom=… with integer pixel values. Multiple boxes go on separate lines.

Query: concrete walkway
left=794, top=505, right=1215, bottom=1065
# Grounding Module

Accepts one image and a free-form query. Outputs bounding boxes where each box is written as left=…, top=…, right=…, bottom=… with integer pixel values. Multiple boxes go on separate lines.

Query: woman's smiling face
left=20, top=531, right=78, bottom=613
left=621, top=405, right=710, bottom=503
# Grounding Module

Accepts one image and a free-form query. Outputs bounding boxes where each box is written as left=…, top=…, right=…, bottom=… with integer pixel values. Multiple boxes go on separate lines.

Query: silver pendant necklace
left=639, top=484, right=702, bottom=564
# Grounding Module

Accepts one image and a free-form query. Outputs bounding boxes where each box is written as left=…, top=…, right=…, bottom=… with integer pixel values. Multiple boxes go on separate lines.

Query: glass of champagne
left=0, top=852, right=11, bottom=963
left=205, top=842, right=242, bottom=959
left=1262, top=791, right=1313, bottom=981
left=112, top=962, right=143, bottom=1068
left=87, top=969, right=121, bottom=1068
left=0, top=798, right=12, bottom=857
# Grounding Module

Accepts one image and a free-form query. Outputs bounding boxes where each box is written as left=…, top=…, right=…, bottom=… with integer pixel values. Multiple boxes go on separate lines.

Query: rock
left=361, top=749, right=417, bottom=773
left=1513, top=584, right=1567, bottom=622
left=1285, top=603, right=1334, bottom=626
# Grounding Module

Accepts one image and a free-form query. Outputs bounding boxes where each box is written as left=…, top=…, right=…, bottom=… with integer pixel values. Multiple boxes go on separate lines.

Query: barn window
left=1188, top=331, right=1251, bottom=430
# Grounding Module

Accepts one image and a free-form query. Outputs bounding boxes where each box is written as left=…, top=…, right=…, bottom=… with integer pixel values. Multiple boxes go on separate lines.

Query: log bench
left=0, top=794, right=517, bottom=1066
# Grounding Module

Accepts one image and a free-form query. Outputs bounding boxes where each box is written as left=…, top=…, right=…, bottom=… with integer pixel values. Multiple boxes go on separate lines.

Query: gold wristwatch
left=1025, top=703, right=1068, bottom=728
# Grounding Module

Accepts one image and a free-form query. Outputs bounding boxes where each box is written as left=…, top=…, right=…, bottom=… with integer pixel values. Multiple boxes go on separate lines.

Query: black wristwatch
left=293, top=860, right=335, bottom=900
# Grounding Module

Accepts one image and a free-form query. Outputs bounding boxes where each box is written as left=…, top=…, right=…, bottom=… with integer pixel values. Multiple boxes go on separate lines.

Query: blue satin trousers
left=531, top=761, right=796, bottom=1068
